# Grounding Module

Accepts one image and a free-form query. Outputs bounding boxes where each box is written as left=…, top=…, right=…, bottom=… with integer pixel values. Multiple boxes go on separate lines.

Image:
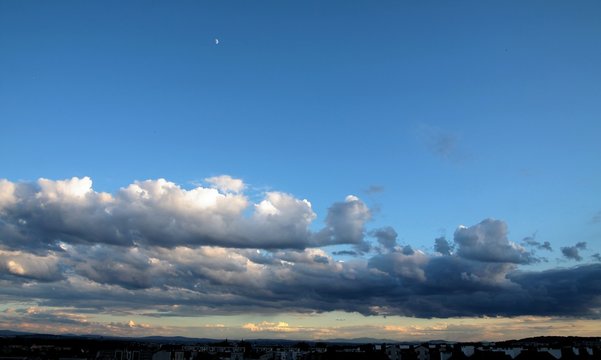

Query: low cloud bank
left=0, top=177, right=600, bottom=319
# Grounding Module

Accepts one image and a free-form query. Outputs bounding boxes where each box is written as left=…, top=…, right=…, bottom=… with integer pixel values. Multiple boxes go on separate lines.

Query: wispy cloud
left=417, top=124, right=468, bottom=163
left=364, top=185, right=384, bottom=194
left=522, top=233, right=553, bottom=252
left=592, top=210, right=601, bottom=224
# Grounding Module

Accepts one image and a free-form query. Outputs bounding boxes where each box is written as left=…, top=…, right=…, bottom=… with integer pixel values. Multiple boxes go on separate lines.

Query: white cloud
left=0, top=179, right=17, bottom=211
left=7, top=260, right=25, bottom=275
left=242, top=321, right=294, bottom=332
left=0, top=177, right=382, bottom=250
left=205, top=175, right=245, bottom=193
left=37, top=177, right=94, bottom=201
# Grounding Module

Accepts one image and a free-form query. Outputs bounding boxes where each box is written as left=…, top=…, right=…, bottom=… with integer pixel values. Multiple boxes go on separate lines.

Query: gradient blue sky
left=1, top=1, right=600, bottom=340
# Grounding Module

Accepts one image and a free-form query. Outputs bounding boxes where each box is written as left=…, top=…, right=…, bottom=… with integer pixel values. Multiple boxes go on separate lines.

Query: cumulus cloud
left=315, top=195, right=371, bottom=251
left=454, top=219, right=535, bottom=264
left=371, top=227, right=398, bottom=252
left=561, top=242, right=587, bottom=261
left=434, top=236, right=452, bottom=255
left=0, top=177, right=600, bottom=322
left=0, top=177, right=373, bottom=250
left=0, top=179, right=17, bottom=212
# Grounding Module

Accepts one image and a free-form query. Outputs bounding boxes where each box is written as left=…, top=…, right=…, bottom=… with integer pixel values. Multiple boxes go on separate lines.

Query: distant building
left=385, top=344, right=401, bottom=360
left=415, top=345, right=430, bottom=360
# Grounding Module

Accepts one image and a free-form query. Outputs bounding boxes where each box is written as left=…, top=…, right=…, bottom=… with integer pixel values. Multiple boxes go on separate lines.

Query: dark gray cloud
left=332, top=250, right=359, bottom=256
left=434, top=236, right=452, bottom=255
left=592, top=253, right=601, bottom=262
left=0, top=239, right=599, bottom=319
left=561, top=242, right=587, bottom=261
left=313, top=255, right=329, bottom=264
left=522, top=235, right=537, bottom=246
left=507, top=264, right=601, bottom=317
left=522, top=234, right=553, bottom=252
left=401, top=245, right=415, bottom=256
left=371, top=227, right=398, bottom=252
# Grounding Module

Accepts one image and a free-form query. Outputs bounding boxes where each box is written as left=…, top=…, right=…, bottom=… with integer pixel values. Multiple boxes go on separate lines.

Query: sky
left=0, top=0, right=600, bottom=342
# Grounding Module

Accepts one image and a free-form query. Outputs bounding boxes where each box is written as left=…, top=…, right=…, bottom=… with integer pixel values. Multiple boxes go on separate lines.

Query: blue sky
left=1, top=1, right=600, bottom=340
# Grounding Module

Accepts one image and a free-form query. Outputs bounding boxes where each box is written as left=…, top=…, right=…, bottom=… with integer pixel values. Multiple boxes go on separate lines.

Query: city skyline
left=1, top=1, right=600, bottom=341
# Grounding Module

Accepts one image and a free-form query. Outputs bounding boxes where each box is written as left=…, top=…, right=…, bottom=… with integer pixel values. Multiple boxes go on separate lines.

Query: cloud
left=539, top=241, right=553, bottom=251
left=420, top=125, right=457, bottom=158
left=401, top=245, right=415, bottom=255
left=592, top=211, right=601, bottom=224
left=0, top=306, right=159, bottom=337
left=0, top=250, right=63, bottom=282
left=0, top=239, right=598, bottom=319
left=0, top=177, right=600, bottom=323
left=371, top=227, right=398, bottom=252
left=522, top=234, right=553, bottom=252
left=561, top=242, right=587, bottom=261
left=431, top=133, right=457, bottom=158
left=507, top=264, right=601, bottom=317
left=434, top=236, right=452, bottom=255
left=417, top=124, right=467, bottom=162
left=0, top=177, right=374, bottom=250
left=383, top=317, right=601, bottom=342
left=1, top=305, right=598, bottom=341
left=242, top=321, right=294, bottom=333
left=314, top=195, right=371, bottom=251
left=364, top=185, right=384, bottom=194
left=454, top=219, right=536, bottom=264
left=332, top=250, right=359, bottom=256
left=313, top=255, right=329, bottom=264
left=205, top=175, right=245, bottom=193
left=69, top=245, right=172, bottom=290
left=0, top=179, right=17, bottom=211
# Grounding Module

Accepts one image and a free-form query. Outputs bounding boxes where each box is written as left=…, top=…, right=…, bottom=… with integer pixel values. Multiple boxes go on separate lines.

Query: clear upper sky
left=1, top=1, right=600, bottom=340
